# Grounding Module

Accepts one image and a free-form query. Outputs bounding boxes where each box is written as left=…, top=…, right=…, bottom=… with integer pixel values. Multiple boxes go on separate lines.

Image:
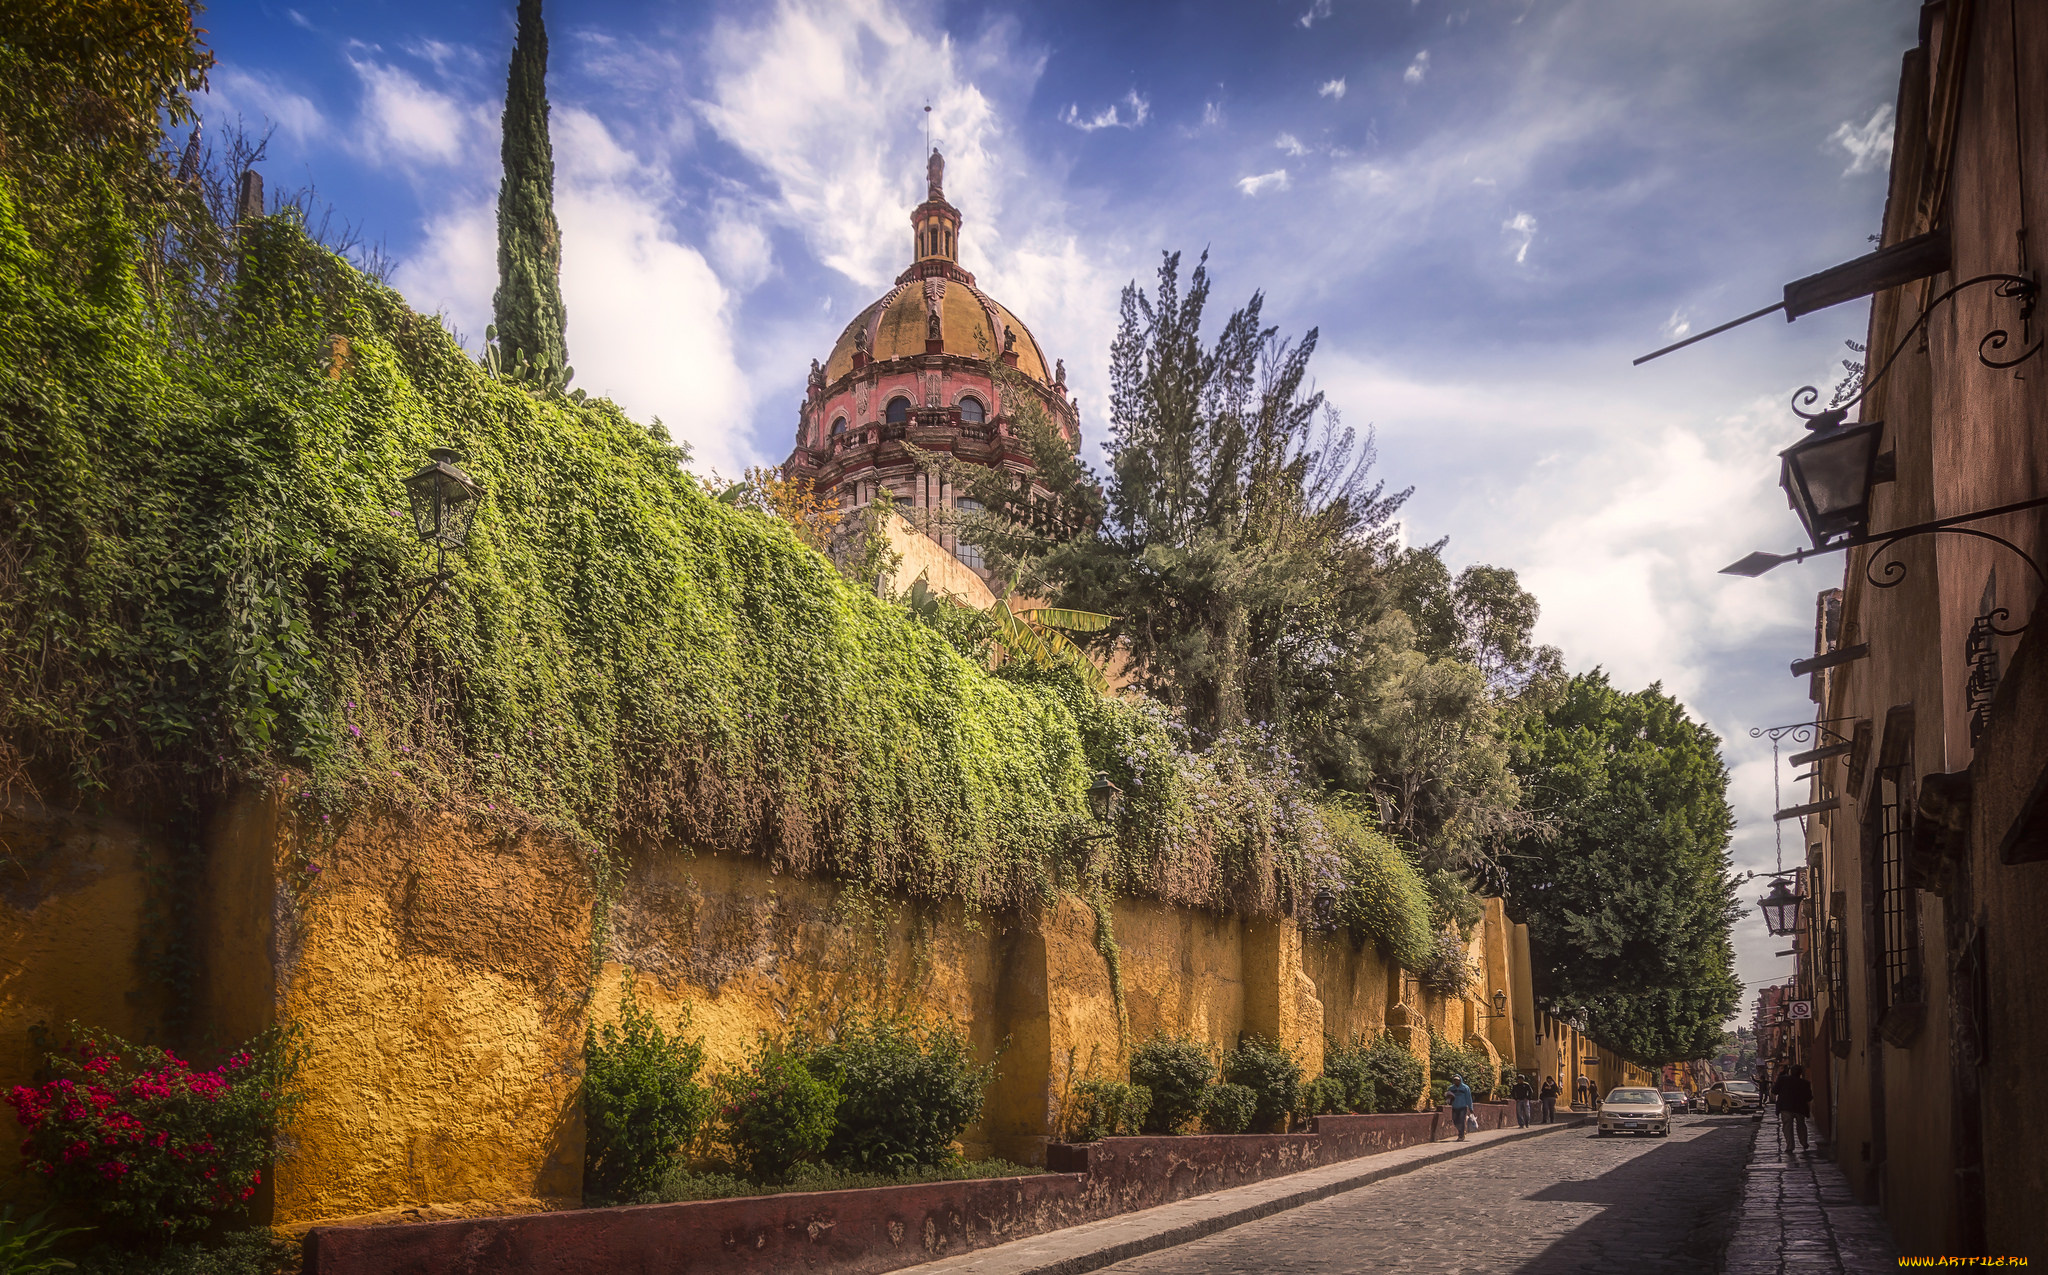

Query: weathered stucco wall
left=0, top=801, right=170, bottom=1206
left=3, top=789, right=1571, bottom=1229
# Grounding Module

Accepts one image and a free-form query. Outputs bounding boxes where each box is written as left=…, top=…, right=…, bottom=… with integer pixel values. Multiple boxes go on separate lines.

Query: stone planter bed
left=303, top=1104, right=1514, bottom=1274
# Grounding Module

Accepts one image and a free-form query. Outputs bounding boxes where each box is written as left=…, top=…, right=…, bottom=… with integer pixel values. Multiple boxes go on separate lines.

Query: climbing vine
left=0, top=92, right=1439, bottom=966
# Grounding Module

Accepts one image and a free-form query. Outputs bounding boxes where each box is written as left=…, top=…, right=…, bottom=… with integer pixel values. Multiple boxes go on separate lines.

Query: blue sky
left=197, top=0, right=1915, bottom=1024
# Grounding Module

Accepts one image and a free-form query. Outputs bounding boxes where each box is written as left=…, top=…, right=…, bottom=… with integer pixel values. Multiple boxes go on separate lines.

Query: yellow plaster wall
left=4, top=787, right=1629, bottom=1226
left=0, top=801, right=168, bottom=1206
left=271, top=810, right=595, bottom=1224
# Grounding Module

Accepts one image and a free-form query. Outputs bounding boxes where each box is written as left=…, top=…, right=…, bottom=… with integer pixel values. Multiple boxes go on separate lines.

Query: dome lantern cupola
left=912, top=149, right=961, bottom=268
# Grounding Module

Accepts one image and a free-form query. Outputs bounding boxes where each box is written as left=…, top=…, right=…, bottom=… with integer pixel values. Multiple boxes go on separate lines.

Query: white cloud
left=707, top=201, right=777, bottom=294
left=1060, top=90, right=1151, bottom=132
left=1238, top=169, right=1290, bottom=196
left=205, top=67, right=328, bottom=145
left=1275, top=132, right=1309, bottom=157
left=1404, top=50, right=1430, bottom=84
left=350, top=58, right=488, bottom=167
left=1664, top=310, right=1692, bottom=340
left=1201, top=100, right=1224, bottom=128
left=692, top=0, right=1124, bottom=464
left=1502, top=209, right=1538, bottom=263
left=1318, top=78, right=1347, bottom=100
left=1299, top=0, right=1333, bottom=28
left=1831, top=104, right=1894, bottom=176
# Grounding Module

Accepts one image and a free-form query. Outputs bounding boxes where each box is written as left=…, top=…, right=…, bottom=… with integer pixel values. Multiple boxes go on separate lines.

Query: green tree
left=1503, top=671, right=1742, bottom=1063
left=491, top=0, right=569, bottom=387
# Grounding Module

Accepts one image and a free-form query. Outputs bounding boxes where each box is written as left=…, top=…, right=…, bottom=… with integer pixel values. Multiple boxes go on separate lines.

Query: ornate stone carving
left=855, top=381, right=870, bottom=419
left=928, top=310, right=942, bottom=342
left=925, top=371, right=942, bottom=408
left=808, top=358, right=825, bottom=391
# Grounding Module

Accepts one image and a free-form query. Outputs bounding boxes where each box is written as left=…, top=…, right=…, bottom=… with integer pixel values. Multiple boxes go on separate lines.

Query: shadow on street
left=1512, top=1119, right=1755, bottom=1273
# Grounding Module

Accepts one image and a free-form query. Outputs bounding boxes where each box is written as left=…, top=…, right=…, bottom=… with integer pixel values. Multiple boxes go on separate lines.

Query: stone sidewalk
left=909, top=1117, right=1589, bottom=1275
left=1720, top=1120, right=1898, bottom=1274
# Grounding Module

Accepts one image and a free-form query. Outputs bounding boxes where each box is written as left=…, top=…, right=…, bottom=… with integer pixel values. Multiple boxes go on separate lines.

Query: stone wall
left=2, top=787, right=1557, bottom=1228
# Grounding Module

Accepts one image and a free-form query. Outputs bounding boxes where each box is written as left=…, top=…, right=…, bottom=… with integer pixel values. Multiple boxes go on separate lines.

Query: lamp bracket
left=1725, top=493, right=2048, bottom=582
left=1789, top=273, right=2039, bottom=423
left=1749, top=718, right=1858, bottom=747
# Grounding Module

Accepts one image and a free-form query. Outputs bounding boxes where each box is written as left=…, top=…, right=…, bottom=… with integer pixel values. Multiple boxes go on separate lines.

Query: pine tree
left=491, top=0, right=569, bottom=387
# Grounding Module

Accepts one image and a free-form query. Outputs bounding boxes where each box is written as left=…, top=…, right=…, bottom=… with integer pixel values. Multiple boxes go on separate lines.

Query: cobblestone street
left=1101, top=1115, right=1760, bottom=1274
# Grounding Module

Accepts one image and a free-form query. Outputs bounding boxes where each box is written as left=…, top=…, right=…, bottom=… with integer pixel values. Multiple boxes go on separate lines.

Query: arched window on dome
left=957, top=396, right=985, bottom=424
left=831, top=416, right=847, bottom=436
left=885, top=396, right=911, bottom=424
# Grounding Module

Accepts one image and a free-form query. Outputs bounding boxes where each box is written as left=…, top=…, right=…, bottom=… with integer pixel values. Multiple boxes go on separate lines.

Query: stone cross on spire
left=927, top=149, right=945, bottom=201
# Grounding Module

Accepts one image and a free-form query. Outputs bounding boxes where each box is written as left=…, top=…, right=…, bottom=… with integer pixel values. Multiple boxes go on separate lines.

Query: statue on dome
left=1054, top=358, right=1066, bottom=388
left=927, top=149, right=945, bottom=201
left=1002, top=325, right=1017, bottom=358
left=808, top=358, right=824, bottom=390
left=928, top=309, right=942, bottom=342
left=854, top=323, right=869, bottom=358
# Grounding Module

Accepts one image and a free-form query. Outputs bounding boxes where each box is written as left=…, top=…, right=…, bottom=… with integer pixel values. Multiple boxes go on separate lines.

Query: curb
left=914, top=1116, right=1593, bottom=1275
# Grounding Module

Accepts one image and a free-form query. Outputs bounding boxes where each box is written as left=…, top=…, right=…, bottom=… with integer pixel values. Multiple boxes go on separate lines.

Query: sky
left=194, top=0, right=1918, bottom=1028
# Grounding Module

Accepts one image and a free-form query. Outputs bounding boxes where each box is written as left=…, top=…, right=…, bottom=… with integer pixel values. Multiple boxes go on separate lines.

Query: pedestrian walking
left=1539, top=1075, right=1559, bottom=1124
left=1773, top=1065, right=1814, bottom=1151
left=1573, top=1074, right=1591, bottom=1109
left=1447, top=1074, right=1475, bottom=1141
left=1511, top=1074, right=1534, bottom=1128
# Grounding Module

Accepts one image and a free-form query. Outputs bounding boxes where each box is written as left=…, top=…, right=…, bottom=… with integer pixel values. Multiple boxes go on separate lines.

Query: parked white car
left=1596, top=1087, right=1670, bottom=1137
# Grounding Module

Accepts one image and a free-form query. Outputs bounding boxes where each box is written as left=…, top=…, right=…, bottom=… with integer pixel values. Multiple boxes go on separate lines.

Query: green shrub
left=1427, top=1031, right=1497, bottom=1105
left=1220, top=1036, right=1300, bottom=1133
left=582, top=982, right=713, bottom=1203
left=1068, top=1079, right=1150, bottom=1142
left=1417, top=928, right=1478, bottom=996
left=1199, top=1083, right=1257, bottom=1134
left=1129, top=1035, right=1215, bottom=1134
left=1318, top=1039, right=1378, bottom=1114
left=1298, top=1076, right=1349, bottom=1119
left=6, top=1024, right=301, bottom=1241
left=75, top=1230, right=302, bottom=1275
left=1, top=1205, right=91, bottom=1275
left=806, top=1017, right=995, bottom=1171
left=717, top=1041, right=838, bottom=1182
left=1499, top=1062, right=1518, bottom=1096
left=1323, top=806, right=1434, bottom=970
left=1362, top=1034, right=1425, bottom=1112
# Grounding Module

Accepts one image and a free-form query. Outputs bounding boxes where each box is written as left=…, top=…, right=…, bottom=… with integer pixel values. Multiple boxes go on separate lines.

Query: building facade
left=783, top=150, right=1079, bottom=580
left=1771, top=2, right=2047, bottom=1257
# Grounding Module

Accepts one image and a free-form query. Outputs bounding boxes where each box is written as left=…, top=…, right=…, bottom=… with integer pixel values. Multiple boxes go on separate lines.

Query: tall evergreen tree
left=492, top=0, right=569, bottom=386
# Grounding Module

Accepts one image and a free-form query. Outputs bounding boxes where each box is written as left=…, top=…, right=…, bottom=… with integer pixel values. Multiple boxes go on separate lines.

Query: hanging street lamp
left=1758, top=876, right=1805, bottom=937
left=1086, top=770, right=1122, bottom=825
left=395, top=447, right=482, bottom=635
left=1777, top=409, right=1886, bottom=549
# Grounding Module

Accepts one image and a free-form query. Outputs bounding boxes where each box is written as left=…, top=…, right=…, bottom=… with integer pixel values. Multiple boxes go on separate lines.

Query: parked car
left=1596, top=1087, right=1670, bottom=1137
left=1659, top=1087, right=1692, bottom=1114
left=1701, top=1080, right=1761, bottom=1113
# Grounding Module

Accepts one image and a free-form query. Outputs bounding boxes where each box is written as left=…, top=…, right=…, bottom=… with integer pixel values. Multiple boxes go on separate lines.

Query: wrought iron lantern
left=1758, top=877, right=1804, bottom=937
left=403, top=447, right=482, bottom=554
left=393, top=448, right=482, bottom=636
left=1493, top=988, right=1509, bottom=1018
left=1086, top=771, right=1122, bottom=824
left=1778, top=410, right=1885, bottom=549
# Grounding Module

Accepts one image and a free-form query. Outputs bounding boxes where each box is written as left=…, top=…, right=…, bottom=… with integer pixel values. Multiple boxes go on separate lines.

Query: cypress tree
left=492, top=0, right=569, bottom=386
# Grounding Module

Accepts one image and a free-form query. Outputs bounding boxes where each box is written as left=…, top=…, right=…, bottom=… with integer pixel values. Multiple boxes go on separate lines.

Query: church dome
left=822, top=281, right=1053, bottom=385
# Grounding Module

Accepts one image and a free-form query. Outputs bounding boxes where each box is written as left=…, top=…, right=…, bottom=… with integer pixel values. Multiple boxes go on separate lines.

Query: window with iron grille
left=1826, top=916, right=1851, bottom=1051
left=1875, top=764, right=1919, bottom=1008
